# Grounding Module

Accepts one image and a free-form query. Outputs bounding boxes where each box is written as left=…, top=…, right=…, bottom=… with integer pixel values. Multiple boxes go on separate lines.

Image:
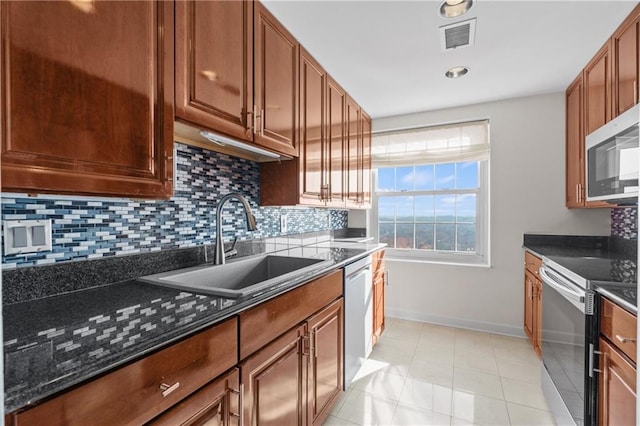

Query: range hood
left=174, top=122, right=288, bottom=162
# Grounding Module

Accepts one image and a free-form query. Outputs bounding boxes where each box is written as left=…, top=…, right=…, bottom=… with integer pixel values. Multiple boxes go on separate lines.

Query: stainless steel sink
left=137, top=254, right=328, bottom=298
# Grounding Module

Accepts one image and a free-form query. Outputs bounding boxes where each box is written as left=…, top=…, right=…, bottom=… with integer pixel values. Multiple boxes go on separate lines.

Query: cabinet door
left=299, top=48, right=326, bottom=206
left=242, top=325, right=307, bottom=426
left=584, top=43, right=612, bottom=135
left=1, top=1, right=173, bottom=199
left=598, top=338, right=636, bottom=426
left=326, top=77, right=347, bottom=208
left=612, top=5, right=640, bottom=117
left=523, top=270, right=535, bottom=343
left=254, top=2, right=299, bottom=157
left=361, top=111, right=372, bottom=207
left=533, top=277, right=542, bottom=358
left=175, top=0, right=253, bottom=142
left=307, top=298, right=344, bottom=426
left=148, top=368, right=241, bottom=426
left=345, top=96, right=361, bottom=208
left=566, top=75, right=585, bottom=208
left=372, top=250, right=386, bottom=347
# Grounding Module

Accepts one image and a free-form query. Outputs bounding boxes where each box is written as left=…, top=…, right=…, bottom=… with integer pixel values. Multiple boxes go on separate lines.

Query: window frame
left=371, top=160, right=490, bottom=267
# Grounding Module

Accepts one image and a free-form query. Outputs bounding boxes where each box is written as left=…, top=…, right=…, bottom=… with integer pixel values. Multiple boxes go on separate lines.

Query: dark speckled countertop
left=523, top=234, right=637, bottom=313
left=3, top=242, right=385, bottom=413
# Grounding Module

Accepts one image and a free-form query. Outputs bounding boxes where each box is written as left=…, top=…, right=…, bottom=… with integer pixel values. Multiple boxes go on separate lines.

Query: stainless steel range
left=539, top=258, right=599, bottom=426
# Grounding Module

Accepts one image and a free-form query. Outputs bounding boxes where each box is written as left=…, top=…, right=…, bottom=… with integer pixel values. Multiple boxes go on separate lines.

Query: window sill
left=385, top=250, right=490, bottom=268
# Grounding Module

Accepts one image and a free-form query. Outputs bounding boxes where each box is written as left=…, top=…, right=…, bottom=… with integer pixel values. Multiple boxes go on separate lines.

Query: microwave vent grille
left=440, top=18, right=476, bottom=51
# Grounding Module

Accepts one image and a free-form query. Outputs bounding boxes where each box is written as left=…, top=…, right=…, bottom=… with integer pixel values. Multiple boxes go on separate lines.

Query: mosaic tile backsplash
left=1, top=143, right=348, bottom=269
left=611, top=207, right=638, bottom=240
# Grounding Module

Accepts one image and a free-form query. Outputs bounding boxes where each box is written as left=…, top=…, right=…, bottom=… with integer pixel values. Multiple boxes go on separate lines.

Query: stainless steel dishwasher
left=344, top=255, right=373, bottom=386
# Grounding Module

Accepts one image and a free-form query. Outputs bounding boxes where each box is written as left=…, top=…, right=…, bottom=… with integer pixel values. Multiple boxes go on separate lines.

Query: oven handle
left=539, top=266, right=585, bottom=305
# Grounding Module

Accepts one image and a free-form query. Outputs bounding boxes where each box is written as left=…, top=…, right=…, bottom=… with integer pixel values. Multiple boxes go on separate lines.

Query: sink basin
left=137, top=255, right=328, bottom=298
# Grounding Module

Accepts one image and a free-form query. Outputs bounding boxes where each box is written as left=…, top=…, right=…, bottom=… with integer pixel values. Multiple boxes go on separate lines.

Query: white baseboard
left=385, top=308, right=526, bottom=338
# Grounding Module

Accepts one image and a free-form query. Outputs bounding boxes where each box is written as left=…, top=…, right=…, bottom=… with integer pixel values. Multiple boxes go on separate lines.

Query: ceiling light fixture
left=445, top=66, right=470, bottom=78
left=439, top=0, right=473, bottom=18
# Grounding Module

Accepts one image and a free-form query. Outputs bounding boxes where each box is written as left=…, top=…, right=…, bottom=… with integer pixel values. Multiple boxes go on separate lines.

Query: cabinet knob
left=159, top=382, right=180, bottom=397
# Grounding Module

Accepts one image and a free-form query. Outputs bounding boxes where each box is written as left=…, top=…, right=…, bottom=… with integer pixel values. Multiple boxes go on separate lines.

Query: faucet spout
left=214, top=193, right=257, bottom=265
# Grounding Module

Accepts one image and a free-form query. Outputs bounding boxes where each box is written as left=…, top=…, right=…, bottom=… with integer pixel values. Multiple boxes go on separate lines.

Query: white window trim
left=370, top=161, right=490, bottom=267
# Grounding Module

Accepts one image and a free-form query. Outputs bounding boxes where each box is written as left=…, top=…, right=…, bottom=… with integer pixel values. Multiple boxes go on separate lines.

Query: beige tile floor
left=324, top=318, right=556, bottom=426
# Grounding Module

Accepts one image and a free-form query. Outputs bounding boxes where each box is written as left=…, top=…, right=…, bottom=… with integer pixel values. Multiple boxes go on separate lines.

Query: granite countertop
left=523, top=234, right=637, bottom=313
left=4, top=242, right=385, bottom=413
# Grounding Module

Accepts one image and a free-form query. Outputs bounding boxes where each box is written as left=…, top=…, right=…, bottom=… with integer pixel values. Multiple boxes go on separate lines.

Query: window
left=371, top=120, right=489, bottom=266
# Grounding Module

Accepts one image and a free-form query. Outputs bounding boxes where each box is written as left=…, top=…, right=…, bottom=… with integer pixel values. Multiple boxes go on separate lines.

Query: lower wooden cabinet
left=523, top=252, right=542, bottom=358
left=148, top=368, right=241, bottom=426
left=372, top=249, right=386, bottom=347
left=241, top=298, right=344, bottom=426
left=598, top=338, right=636, bottom=426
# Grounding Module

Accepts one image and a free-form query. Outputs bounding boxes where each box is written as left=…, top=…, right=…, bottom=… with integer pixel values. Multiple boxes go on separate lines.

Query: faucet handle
left=225, top=237, right=238, bottom=258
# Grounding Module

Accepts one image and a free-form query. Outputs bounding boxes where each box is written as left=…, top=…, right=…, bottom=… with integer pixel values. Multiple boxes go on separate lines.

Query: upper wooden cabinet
left=566, top=75, right=585, bottom=208
left=345, top=96, right=362, bottom=208
left=1, top=1, right=174, bottom=199
left=361, top=111, right=372, bottom=207
left=326, top=76, right=348, bottom=207
left=254, top=2, right=299, bottom=157
left=584, top=42, right=612, bottom=136
left=612, top=3, right=640, bottom=117
left=175, top=0, right=253, bottom=142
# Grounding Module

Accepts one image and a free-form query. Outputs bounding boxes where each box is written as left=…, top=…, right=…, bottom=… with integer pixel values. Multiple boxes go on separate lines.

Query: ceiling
left=262, top=0, right=638, bottom=119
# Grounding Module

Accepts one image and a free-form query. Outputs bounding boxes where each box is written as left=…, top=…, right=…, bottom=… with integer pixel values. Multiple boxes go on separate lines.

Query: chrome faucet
left=214, top=193, right=257, bottom=265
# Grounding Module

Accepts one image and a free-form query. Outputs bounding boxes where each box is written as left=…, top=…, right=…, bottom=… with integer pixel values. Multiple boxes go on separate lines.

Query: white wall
left=373, top=92, right=611, bottom=336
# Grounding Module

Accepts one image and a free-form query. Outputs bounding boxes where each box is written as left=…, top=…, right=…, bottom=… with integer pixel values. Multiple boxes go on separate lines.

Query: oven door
left=539, top=265, right=595, bottom=426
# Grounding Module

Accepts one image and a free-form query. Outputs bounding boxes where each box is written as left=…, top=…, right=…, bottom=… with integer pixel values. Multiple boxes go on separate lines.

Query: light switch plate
left=3, top=219, right=52, bottom=255
left=280, top=214, right=288, bottom=234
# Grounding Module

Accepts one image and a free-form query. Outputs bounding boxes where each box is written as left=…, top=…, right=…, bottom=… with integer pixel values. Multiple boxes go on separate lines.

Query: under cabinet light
left=198, top=130, right=282, bottom=159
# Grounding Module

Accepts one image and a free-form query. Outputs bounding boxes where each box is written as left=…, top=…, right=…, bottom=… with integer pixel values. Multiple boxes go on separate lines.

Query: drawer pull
left=615, top=335, right=636, bottom=344
left=160, top=382, right=180, bottom=397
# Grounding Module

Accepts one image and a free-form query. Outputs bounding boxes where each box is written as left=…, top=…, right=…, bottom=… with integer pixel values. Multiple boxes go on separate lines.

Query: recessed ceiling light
left=440, top=0, right=473, bottom=18
left=445, top=66, right=469, bottom=78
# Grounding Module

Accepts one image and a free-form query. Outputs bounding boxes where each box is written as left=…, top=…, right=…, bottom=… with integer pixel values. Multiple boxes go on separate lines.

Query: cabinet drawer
left=240, top=269, right=343, bottom=360
left=524, top=251, right=542, bottom=276
left=601, top=297, right=637, bottom=363
left=13, top=318, right=238, bottom=426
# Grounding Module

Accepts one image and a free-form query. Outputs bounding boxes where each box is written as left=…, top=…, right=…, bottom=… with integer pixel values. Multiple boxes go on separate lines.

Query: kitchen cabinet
left=8, top=318, right=238, bottom=426
left=175, top=0, right=253, bottom=142
left=345, top=96, right=362, bottom=208
left=612, top=3, right=640, bottom=118
left=523, top=252, right=542, bottom=358
left=0, top=1, right=174, bottom=199
left=298, top=48, right=328, bottom=206
left=584, top=42, right=612, bottom=136
left=598, top=296, right=637, bottom=426
left=240, top=270, right=344, bottom=426
left=565, top=74, right=611, bottom=208
left=148, top=368, right=241, bottom=426
left=254, top=1, right=299, bottom=157
left=372, top=249, right=386, bottom=347
left=361, top=112, right=372, bottom=207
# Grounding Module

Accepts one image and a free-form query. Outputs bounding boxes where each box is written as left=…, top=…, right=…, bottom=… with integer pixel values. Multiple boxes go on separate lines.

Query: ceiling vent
left=439, top=18, right=476, bottom=51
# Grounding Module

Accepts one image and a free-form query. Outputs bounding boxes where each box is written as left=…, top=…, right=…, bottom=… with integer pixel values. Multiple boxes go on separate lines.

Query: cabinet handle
left=602, top=351, right=609, bottom=422
left=159, top=382, right=180, bottom=397
left=615, top=335, right=637, bottom=344
left=635, top=80, right=638, bottom=105
left=260, top=108, right=265, bottom=136
left=385, top=271, right=389, bottom=286
left=251, top=105, right=258, bottom=135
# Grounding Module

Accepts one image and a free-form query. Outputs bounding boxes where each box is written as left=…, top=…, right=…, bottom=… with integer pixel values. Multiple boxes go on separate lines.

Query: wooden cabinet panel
left=601, top=297, right=637, bottom=363
left=361, top=112, right=372, bottom=207
left=584, top=43, right=612, bottom=136
left=175, top=0, right=253, bottom=142
left=239, top=270, right=343, bottom=360
left=524, top=251, right=542, bottom=276
left=372, top=250, right=386, bottom=347
left=1, top=1, right=173, bottom=198
left=524, top=270, right=535, bottom=343
left=241, top=324, right=307, bottom=426
left=326, top=77, right=347, bottom=207
left=307, top=298, right=344, bottom=426
left=13, top=318, right=238, bottom=426
left=598, top=338, right=637, bottom=426
left=254, top=2, right=299, bottom=157
left=523, top=252, right=541, bottom=358
left=148, top=368, right=240, bottom=426
left=299, top=48, right=327, bottom=206
left=345, top=96, right=361, bottom=208
left=612, top=4, right=640, bottom=117
left=566, top=76, right=585, bottom=208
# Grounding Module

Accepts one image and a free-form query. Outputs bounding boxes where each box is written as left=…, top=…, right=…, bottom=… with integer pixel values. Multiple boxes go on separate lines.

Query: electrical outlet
left=4, top=219, right=52, bottom=255
left=280, top=214, right=288, bottom=234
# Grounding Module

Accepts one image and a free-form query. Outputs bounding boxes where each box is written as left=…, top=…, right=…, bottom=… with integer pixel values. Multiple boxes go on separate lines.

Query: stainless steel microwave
left=586, top=103, right=639, bottom=203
